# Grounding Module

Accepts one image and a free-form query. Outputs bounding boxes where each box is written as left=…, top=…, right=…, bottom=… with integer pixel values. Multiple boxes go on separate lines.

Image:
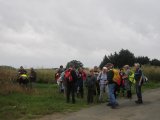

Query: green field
left=0, top=83, right=90, bottom=120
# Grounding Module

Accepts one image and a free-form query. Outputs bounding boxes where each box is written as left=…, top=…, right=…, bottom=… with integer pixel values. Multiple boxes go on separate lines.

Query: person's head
left=31, top=67, right=34, bottom=71
left=20, top=66, right=24, bottom=69
left=89, top=69, right=94, bottom=76
left=78, top=67, right=83, bottom=72
left=94, top=66, right=98, bottom=72
left=123, top=65, right=130, bottom=70
left=102, top=67, right=108, bottom=73
left=105, top=63, right=114, bottom=70
left=60, top=65, right=63, bottom=69
left=134, top=63, right=140, bottom=70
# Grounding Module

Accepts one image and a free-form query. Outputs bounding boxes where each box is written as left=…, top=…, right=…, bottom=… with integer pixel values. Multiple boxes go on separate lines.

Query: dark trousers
left=66, top=83, right=75, bottom=103
left=87, top=88, right=94, bottom=104
left=96, top=82, right=100, bottom=95
left=77, top=86, right=84, bottom=98
left=136, top=82, right=142, bottom=101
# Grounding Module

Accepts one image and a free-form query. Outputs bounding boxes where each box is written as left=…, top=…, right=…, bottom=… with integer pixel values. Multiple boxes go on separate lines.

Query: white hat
left=103, top=67, right=108, bottom=70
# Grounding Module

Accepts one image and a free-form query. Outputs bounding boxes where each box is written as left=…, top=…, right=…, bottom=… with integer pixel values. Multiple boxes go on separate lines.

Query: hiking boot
left=111, top=105, right=117, bottom=109
left=135, top=100, right=143, bottom=104
left=115, top=103, right=119, bottom=106
left=107, top=103, right=112, bottom=106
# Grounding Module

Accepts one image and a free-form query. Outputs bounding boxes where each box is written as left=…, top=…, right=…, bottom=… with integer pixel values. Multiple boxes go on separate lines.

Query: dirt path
left=36, top=88, right=160, bottom=120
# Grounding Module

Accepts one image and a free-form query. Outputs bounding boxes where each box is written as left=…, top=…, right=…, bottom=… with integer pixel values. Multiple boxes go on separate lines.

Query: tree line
left=99, top=49, right=160, bottom=69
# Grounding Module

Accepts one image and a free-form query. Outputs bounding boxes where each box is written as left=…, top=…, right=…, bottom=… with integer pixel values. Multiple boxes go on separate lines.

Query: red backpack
left=65, top=69, right=73, bottom=82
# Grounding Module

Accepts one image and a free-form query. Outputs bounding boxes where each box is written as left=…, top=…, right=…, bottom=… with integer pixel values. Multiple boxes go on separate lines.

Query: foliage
left=36, top=69, right=56, bottom=83
left=99, top=49, right=160, bottom=68
left=99, top=55, right=111, bottom=69
left=135, top=56, right=150, bottom=65
left=66, top=60, right=83, bottom=69
left=100, top=49, right=135, bottom=68
left=150, top=59, right=160, bottom=66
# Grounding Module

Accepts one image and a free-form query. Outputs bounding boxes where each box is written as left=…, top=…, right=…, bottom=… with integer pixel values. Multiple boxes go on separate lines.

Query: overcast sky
left=0, top=0, right=160, bottom=68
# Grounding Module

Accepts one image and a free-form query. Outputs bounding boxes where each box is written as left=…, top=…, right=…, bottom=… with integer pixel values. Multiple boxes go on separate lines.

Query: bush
left=142, top=65, right=160, bottom=83
left=36, top=69, right=56, bottom=83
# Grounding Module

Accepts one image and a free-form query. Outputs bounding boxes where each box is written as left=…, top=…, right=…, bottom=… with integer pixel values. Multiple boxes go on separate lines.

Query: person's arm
left=138, top=70, right=143, bottom=86
left=97, top=72, right=101, bottom=81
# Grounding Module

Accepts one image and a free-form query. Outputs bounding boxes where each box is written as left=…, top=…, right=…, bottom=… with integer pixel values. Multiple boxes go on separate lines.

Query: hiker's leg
left=99, top=84, right=104, bottom=102
left=87, top=89, right=90, bottom=104
left=80, top=86, right=84, bottom=98
left=135, top=83, right=142, bottom=103
left=96, top=82, right=100, bottom=95
left=66, top=84, right=70, bottom=103
left=71, top=84, right=75, bottom=103
left=105, top=85, right=110, bottom=101
left=137, top=85, right=142, bottom=101
left=108, top=83, right=117, bottom=105
left=90, top=89, right=94, bottom=103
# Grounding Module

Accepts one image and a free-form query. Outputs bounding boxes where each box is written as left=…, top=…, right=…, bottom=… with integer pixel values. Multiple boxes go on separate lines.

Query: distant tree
left=99, top=49, right=135, bottom=68
left=135, top=56, right=150, bottom=65
left=99, top=55, right=111, bottom=69
left=66, top=60, right=84, bottom=69
left=150, top=59, right=160, bottom=66
left=112, top=49, right=135, bottom=68
left=108, top=52, right=119, bottom=68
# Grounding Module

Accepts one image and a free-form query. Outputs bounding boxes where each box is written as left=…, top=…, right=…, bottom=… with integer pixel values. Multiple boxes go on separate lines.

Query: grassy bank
left=0, top=83, right=89, bottom=120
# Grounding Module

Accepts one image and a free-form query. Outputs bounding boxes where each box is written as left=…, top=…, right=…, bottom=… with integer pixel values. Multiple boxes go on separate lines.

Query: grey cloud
left=0, top=0, right=160, bottom=68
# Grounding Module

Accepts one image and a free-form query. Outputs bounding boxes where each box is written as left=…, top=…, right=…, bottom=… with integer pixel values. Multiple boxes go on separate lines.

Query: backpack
left=64, top=69, right=73, bottom=82
left=113, top=69, right=121, bottom=86
left=142, top=73, right=148, bottom=83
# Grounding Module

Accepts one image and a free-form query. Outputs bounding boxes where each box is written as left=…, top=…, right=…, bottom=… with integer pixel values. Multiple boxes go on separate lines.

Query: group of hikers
left=55, top=63, right=147, bottom=109
left=16, top=63, right=146, bottom=109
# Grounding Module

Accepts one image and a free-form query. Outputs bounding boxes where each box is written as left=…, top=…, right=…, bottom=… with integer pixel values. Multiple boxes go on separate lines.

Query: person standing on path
left=134, top=63, right=143, bottom=104
left=85, top=69, right=97, bottom=104
left=123, top=65, right=132, bottom=99
left=106, top=63, right=119, bottom=109
left=94, top=66, right=100, bottom=96
left=65, top=65, right=77, bottom=104
left=97, top=67, right=108, bottom=103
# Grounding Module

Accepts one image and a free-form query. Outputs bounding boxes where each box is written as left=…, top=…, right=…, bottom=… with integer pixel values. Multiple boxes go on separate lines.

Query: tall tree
left=99, top=55, right=111, bottom=69
left=66, top=60, right=84, bottom=69
left=117, top=49, right=135, bottom=68
left=150, top=59, right=160, bottom=66
left=135, top=56, right=150, bottom=65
